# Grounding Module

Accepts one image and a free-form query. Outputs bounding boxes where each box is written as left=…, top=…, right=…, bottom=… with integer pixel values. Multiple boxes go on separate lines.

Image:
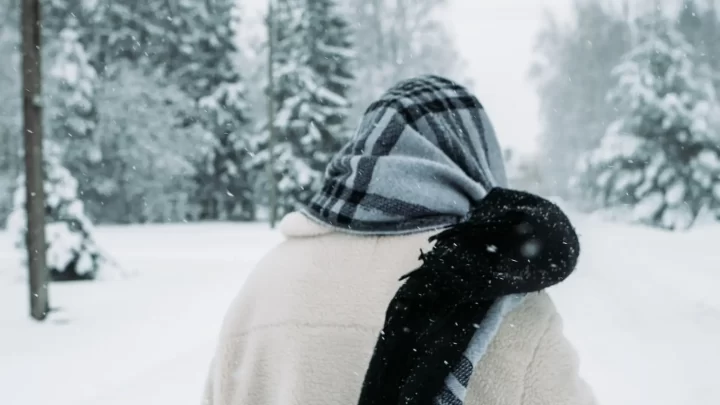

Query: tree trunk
left=22, top=0, right=49, bottom=321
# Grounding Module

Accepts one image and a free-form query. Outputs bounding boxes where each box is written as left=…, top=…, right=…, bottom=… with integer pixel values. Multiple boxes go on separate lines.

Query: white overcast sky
left=445, top=0, right=573, bottom=154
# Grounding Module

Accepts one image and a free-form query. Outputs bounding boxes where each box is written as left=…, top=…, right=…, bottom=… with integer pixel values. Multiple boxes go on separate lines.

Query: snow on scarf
left=301, top=75, right=581, bottom=405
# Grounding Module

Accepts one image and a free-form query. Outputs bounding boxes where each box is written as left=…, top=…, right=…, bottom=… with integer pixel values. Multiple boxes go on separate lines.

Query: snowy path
left=1, top=217, right=719, bottom=405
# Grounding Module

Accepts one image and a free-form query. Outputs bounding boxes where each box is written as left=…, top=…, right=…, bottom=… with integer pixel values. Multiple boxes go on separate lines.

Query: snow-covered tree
left=165, top=0, right=255, bottom=220
left=577, top=15, right=720, bottom=230
left=6, top=144, right=109, bottom=281
left=47, top=22, right=98, bottom=142
left=0, top=25, right=22, bottom=225
left=252, top=0, right=355, bottom=215
left=88, top=1, right=168, bottom=73
left=304, top=0, right=355, bottom=157
left=45, top=19, right=102, bottom=204
left=191, top=81, right=254, bottom=221
left=42, top=0, right=96, bottom=40
left=38, top=0, right=255, bottom=222
left=87, top=64, right=207, bottom=223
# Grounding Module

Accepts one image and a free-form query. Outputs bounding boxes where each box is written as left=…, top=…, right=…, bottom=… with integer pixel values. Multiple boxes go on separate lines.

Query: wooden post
left=22, top=0, right=49, bottom=321
left=266, top=0, right=278, bottom=228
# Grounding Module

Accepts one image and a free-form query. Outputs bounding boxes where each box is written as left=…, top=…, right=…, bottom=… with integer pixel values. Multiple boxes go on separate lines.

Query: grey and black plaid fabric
left=430, top=294, right=524, bottom=405
left=301, top=74, right=508, bottom=235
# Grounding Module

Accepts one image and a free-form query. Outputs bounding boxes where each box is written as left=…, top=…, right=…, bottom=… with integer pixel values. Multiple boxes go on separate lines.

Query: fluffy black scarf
left=356, top=187, right=581, bottom=405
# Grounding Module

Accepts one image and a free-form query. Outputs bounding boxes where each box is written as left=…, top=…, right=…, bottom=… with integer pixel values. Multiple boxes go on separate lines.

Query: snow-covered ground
left=1, top=214, right=719, bottom=405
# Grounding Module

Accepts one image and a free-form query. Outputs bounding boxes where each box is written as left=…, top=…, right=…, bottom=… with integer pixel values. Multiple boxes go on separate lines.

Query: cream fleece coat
left=202, top=212, right=597, bottom=405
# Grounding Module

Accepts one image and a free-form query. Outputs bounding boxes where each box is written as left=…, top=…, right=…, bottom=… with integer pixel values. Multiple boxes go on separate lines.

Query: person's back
left=204, top=217, right=434, bottom=404
left=202, top=75, right=596, bottom=405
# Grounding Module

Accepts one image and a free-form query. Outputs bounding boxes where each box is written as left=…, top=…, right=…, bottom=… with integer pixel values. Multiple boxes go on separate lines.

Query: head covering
left=301, top=75, right=508, bottom=235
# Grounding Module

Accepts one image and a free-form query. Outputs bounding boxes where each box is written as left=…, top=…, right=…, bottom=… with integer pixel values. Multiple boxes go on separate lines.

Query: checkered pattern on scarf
left=301, top=74, right=508, bottom=236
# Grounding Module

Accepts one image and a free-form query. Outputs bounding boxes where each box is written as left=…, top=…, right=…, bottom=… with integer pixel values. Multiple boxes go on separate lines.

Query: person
left=201, top=75, right=596, bottom=405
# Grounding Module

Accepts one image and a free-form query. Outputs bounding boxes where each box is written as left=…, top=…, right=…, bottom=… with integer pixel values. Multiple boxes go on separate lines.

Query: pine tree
left=38, top=0, right=256, bottom=223
left=194, top=80, right=255, bottom=220
left=45, top=19, right=102, bottom=204
left=252, top=0, right=354, bottom=216
left=0, top=24, right=22, bottom=224
left=577, top=15, right=720, bottom=230
left=163, top=0, right=255, bottom=221
left=87, top=1, right=169, bottom=74
left=44, top=0, right=172, bottom=74
left=87, top=63, right=206, bottom=223
left=46, top=21, right=98, bottom=145
left=42, top=0, right=96, bottom=41
left=305, top=0, right=355, bottom=157
left=6, top=143, right=110, bottom=281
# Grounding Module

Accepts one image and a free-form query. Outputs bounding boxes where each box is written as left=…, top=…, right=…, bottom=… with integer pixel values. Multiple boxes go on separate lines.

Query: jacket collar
left=279, top=212, right=334, bottom=238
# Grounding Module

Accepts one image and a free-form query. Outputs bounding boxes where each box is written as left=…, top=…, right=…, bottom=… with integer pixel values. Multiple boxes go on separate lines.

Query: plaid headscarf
left=301, top=75, right=508, bottom=235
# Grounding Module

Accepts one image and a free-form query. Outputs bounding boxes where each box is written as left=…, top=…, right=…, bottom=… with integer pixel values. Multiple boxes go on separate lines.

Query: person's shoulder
left=505, top=293, right=596, bottom=405
left=515, top=291, right=558, bottom=322
left=468, top=293, right=592, bottom=404
left=495, top=292, right=559, bottom=349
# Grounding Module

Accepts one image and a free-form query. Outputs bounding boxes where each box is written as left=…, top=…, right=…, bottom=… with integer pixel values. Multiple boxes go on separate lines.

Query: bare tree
left=22, top=0, right=49, bottom=321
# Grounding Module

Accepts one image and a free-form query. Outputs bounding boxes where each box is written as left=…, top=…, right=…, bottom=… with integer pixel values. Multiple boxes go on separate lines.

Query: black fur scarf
left=356, top=187, right=581, bottom=405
